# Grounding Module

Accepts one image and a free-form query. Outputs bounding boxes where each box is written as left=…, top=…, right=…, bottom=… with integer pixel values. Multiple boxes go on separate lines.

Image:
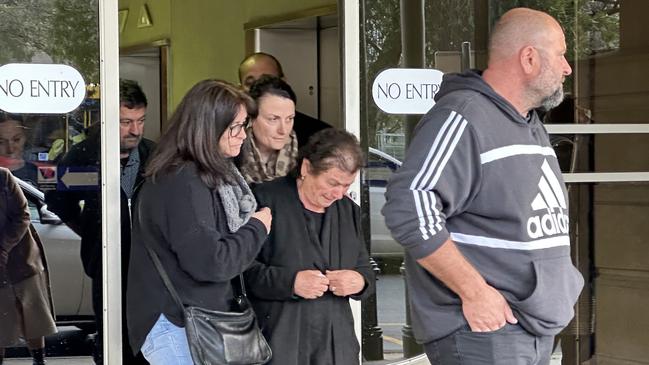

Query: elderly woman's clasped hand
left=293, top=269, right=365, bottom=299
left=326, top=270, right=365, bottom=297
left=293, top=270, right=329, bottom=299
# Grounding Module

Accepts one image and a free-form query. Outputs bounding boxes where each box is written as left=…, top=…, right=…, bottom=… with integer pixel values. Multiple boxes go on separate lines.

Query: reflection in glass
left=0, top=114, right=38, bottom=185
left=0, top=169, right=56, bottom=365
left=1, top=0, right=100, bottom=362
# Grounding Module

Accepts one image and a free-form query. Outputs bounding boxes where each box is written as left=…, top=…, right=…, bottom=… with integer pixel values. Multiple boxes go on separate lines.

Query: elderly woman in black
left=246, top=128, right=375, bottom=365
left=126, top=80, right=272, bottom=365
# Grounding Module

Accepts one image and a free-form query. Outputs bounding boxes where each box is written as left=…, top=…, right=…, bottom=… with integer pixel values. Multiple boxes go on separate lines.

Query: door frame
left=99, top=0, right=123, bottom=363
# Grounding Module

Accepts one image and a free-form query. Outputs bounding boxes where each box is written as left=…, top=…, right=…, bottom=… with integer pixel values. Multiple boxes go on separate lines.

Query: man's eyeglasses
left=228, top=119, right=249, bottom=137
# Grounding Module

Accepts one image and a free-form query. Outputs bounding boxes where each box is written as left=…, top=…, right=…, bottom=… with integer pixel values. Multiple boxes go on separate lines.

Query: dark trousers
left=424, top=324, right=554, bottom=365
left=92, top=269, right=148, bottom=365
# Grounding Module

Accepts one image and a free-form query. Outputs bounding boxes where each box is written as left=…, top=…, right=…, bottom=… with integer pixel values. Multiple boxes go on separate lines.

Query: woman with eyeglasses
left=126, top=79, right=272, bottom=365
left=237, top=75, right=297, bottom=184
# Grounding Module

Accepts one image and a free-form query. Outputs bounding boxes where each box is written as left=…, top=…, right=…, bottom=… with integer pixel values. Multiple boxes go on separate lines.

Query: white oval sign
left=0, top=63, right=86, bottom=114
left=372, top=68, right=444, bottom=115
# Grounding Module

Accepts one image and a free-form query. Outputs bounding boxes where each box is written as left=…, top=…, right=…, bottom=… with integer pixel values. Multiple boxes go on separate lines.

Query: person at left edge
left=0, top=167, right=56, bottom=365
left=127, top=79, right=271, bottom=365
left=45, top=79, right=154, bottom=365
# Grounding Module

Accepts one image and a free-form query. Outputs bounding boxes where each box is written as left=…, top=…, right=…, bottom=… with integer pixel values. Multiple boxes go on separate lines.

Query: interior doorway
left=119, top=41, right=170, bottom=141
left=246, top=13, right=341, bottom=128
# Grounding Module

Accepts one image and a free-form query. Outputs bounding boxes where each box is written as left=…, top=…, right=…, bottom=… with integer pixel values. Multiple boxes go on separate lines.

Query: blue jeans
left=424, top=324, right=554, bottom=365
left=141, top=314, right=194, bottom=365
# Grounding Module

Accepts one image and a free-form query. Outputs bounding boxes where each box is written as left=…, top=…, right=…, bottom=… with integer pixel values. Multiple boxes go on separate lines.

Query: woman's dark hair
left=145, top=79, right=254, bottom=188
left=294, top=128, right=363, bottom=177
left=0, top=111, right=24, bottom=125
left=247, top=75, right=296, bottom=119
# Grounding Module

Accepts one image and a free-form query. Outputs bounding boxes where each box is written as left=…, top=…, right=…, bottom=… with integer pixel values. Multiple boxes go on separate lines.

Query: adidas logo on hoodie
left=527, top=159, right=569, bottom=239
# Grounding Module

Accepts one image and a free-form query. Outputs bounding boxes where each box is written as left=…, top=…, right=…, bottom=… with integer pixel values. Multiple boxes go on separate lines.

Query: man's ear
left=519, top=45, right=539, bottom=75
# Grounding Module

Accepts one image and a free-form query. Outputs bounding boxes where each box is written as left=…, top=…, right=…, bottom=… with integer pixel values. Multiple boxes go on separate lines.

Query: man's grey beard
left=539, top=86, right=565, bottom=111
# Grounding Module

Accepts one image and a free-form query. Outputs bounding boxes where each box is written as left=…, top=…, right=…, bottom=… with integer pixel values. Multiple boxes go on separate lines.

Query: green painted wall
left=244, top=0, right=335, bottom=22
left=119, top=0, right=336, bottom=109
left=169, top=0, right=246, bottom=106
left=118, top=0, right=171, bottom=47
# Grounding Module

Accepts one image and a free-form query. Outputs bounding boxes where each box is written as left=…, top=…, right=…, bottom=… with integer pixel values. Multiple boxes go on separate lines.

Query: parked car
left=367, top=147, right=404, bottom=258
left=15, top=177, right=94, bottom=331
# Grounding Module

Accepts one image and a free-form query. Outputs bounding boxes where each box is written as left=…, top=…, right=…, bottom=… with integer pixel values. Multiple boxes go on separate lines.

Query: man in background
left=46, top=79, right=155, bottom=365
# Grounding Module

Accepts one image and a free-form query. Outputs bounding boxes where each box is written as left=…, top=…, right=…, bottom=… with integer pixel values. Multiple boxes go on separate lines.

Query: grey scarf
left=217, top=162, right=257, bottom=233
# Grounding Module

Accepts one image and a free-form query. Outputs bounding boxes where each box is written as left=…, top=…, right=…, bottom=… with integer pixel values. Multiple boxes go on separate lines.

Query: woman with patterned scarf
left=237, top=75, right=298, bottom=184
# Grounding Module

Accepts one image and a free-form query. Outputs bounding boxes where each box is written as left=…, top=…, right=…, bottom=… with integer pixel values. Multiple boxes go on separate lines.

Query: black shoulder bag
left=143, top=243, right=272, bottom=365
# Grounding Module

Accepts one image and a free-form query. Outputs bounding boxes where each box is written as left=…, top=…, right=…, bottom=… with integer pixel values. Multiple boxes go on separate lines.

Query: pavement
left=5, top=273, right=564, bottom=364
left=4, top=358, right=93, bottom=364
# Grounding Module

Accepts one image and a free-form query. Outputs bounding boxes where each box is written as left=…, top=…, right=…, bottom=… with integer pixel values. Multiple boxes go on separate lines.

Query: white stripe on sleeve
left=409, top=111, right=468, bottom=240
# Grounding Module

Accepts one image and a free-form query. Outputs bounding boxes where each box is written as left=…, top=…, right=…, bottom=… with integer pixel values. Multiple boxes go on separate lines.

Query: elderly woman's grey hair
left=294, top=128, right=363, bottom=177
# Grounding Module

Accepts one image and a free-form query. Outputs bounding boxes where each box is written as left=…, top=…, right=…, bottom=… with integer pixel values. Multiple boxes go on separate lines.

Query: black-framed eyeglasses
left=228, top=119, right=249, bottom=137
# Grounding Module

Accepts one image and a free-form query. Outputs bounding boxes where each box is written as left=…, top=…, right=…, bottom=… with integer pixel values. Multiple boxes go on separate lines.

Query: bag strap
left=142, top=241, right=185, bottom=312
left=238, top=274, right=248, bottom=297
left=142, top=240, right=250, bottom=311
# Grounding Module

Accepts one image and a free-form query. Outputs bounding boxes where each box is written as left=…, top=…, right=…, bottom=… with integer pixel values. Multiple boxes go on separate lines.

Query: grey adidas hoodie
left=381, top=70, right=584, bottom=343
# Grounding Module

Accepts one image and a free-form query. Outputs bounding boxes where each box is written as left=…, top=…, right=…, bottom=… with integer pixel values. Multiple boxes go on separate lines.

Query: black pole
left=362, top=256, right=384, bottom=361
left=358, top=0, right=384, bottom=360
left=401, top=0, right=426, bottom=144
left=400, top=0, right=425, bottom=357
left=400, top=262, right=423, bottom=357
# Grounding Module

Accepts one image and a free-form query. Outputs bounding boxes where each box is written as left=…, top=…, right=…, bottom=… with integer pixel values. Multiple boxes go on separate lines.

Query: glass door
left=359, top=0, right=649, bottom=363
left=1, top=0, right=122, bottom=364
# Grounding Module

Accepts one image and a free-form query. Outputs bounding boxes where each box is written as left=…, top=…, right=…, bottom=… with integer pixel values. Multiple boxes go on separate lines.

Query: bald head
left=483, top=8, right=571, bottom=114
left=238, top=52, right=284, bottom=90
left=488, top=8, right=564, bottom=64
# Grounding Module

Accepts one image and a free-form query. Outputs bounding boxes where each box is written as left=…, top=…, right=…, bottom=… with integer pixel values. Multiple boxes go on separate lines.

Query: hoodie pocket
left=508, top=255, right=584, bottom=334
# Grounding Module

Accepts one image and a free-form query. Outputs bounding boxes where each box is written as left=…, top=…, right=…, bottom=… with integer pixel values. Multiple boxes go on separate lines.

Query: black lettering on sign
left=29, top=79, right=80, bottom=98
left=405, top=83, right=420, bottom=99
left=36, top=80, right=49, bottom=97
left=30, top=80, right=39, bottom=97
left=377, top=83, right=402, bottom=99
left=405, top=83, right=442, bottom=100
left=62, top=80, right=79, bottom=97
left=61, top=81, right=71, bottom=97
left=0, top=79, right=24, bottom=97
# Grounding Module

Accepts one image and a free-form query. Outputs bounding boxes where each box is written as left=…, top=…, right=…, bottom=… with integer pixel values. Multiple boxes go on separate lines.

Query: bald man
left=238, top=52, right=331, bottom=147
left=382, top=8, right=583, bottom=364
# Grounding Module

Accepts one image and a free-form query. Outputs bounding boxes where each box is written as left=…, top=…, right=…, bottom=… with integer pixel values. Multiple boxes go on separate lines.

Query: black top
left=126, top=162, right=268, bottom=354
left=293, top=111, right=332, bottom=148
left=303, top=208, right=324, bottom=244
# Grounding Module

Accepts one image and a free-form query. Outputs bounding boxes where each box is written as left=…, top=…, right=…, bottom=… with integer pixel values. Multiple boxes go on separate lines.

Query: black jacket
left=293, top=111, right=332, bottom=148
left=246, top=176, right=375, bottom=365
left=45, top=136, right=156, bottom=278
left=126, top=163, right=268, bottom=353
